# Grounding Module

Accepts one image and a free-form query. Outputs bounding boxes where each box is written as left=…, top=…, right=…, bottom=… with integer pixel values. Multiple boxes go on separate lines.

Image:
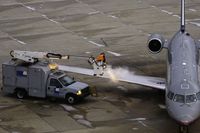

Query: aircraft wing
left=58, top=65, right=166, bottom=90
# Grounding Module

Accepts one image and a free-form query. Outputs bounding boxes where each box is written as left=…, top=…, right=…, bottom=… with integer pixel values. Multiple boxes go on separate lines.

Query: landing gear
left=179, top=125, right=189, bottom=133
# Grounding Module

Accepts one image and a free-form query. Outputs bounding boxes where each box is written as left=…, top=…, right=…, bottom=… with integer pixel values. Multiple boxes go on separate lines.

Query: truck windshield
left=59, top=76, right=75, bottom=86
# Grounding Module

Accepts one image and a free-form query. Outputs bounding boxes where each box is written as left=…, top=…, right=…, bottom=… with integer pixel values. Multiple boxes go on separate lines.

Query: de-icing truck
left=1, top=50, right=97, bottom=104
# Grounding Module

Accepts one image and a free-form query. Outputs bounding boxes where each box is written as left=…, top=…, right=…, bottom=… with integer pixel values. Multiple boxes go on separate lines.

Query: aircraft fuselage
left=166, top=31, right=200, bottom=125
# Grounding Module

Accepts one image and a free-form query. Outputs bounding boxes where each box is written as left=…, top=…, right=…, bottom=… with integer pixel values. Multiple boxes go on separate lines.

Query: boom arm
left=10, top=50, right=69, bottom=63
left=10, top=50, right=107, bottom=76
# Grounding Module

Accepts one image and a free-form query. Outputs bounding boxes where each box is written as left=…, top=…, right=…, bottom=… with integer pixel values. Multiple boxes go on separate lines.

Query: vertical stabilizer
left=180, top=0, right=185, bottom=32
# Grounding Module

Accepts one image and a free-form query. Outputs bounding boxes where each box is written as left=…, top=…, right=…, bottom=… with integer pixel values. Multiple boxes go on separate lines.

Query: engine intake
left=147, top=34, right=165, bottom=54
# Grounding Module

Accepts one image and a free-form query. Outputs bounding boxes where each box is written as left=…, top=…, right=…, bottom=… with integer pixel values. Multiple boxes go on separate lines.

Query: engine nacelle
left=147, top=34, right=165, bottom=54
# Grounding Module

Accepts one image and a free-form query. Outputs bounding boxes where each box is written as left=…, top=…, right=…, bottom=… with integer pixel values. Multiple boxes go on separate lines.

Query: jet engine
left=147, top=34, right=165, bottom=54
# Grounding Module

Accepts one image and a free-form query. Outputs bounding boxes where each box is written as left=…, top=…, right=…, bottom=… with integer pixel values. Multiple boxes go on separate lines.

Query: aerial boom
left=10, top=50, right=70, bottom=63
left=10, top=50, right=107, bottom=76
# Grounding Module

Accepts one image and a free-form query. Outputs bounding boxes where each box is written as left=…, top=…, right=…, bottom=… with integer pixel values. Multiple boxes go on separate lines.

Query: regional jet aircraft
left=59, top=0, right=200, bottom=132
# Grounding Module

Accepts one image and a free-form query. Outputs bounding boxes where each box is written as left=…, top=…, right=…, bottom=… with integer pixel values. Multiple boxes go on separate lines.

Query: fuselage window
left=196, top=92, right=200, bottom=100
left=167, top=91, right=174, bottom=100
left=196, top=49, right=199, bottom=64
left=168, top=52, right=172, bottom=64
left=174, top=94, right=185, bottom=103
left=186, top=94, right=197, bottom=103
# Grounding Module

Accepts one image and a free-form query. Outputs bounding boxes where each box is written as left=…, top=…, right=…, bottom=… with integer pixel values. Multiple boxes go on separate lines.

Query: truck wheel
left=66, top=94, right=77, bottom=104
left=16, top=89, right=27, bottom=99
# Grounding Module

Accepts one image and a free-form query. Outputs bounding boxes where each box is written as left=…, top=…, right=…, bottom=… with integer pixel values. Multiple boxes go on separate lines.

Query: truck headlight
left=77, top=90, right=82, bottom=95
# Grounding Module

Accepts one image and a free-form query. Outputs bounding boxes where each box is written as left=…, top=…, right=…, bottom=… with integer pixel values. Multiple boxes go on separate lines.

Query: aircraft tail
left=180, top=0, right=185, bottom=32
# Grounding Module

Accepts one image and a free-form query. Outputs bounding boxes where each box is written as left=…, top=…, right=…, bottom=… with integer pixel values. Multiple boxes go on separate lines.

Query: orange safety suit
left=96, top=54, right=106, bottom=62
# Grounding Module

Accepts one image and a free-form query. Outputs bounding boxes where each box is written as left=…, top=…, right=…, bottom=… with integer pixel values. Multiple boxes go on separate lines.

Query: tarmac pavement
left=0, top=0, right=200, bottom=133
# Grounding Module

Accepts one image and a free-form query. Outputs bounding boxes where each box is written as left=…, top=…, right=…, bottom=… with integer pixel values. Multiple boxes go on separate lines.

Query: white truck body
left=2, top=60, right=90, bottom=103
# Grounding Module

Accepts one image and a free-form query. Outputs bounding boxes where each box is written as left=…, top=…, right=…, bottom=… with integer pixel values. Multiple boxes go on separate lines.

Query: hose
left=10, top=50, right=14, bottom=57
left=46, top=53, right=62, bottom=59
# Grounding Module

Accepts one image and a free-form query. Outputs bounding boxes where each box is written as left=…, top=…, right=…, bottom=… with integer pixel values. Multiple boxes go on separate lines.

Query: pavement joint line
left=48, top=19, right=59, bottom=24
left=151, top=5, right=157, bottom=8
left=0, top=31, right=69, bottom=40
left=4, top=0, right=200, bottom=31
left=72, top=0, right=174, bottom=40
left=21, top=102, right=58, bottom=132
left=72, top=0, right=146, bottom=35
left=161, top=10, right=173, bottom=15
left=150, top=4, right=200, bottom=29
left=158, top=104, right=166, bottom=109
left=107, top=51, right=121, bottom=57
left=189, top=8, right=197, bottom=12
left=9, top=36, right=27, bottom=45
left=88, top=41, right=104, bottom=47
left=20, top=2, right=60, bottom=25
left=189, top=22, right=200, bottom=27
left=107, top=15, right=118, bottom=19
left=60, top=104, right=93, bottom=128
left=18, top=1, right=100, bottom=49
left=0, top=17, right=43, bottom=21
left=186, top=18, right=200, bottom=21
left=19, top=2, right=34, bottom=11
left=172, top=14, right=181, bottom=19
left=13, top=0, right=200, bottom=59
left=0, top=0, right=66, bottom=6
left=77, top=0, right=154, bottom=42
left=88, top=11, right=100, bottom=15
left=138, top=120, right=148, bottom=127
left=129, top=118, right=147, bottom=122
left=18, top=0, right=151, bottom=58
left=0, top=30, right=26, bottom=45
left=18, top=0, right=116, bottom=53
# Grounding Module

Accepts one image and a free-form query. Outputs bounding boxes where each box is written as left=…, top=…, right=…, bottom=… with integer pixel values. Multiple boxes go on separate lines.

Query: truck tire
left=65, top=94, right=77, bottom=104
left=16, top=89, right=27, bottom=99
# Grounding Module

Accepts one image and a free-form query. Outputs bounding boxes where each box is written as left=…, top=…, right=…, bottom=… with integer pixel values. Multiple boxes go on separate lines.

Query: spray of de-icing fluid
left=105, top=66, right=135, bottom=82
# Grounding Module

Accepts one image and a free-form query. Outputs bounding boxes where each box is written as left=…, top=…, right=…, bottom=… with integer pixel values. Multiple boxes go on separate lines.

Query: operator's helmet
left=100, top=52, right=105, bottom=55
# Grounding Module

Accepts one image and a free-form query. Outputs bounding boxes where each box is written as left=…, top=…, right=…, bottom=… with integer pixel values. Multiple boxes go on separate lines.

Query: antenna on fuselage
left=180, top=0, right=185, bottom=32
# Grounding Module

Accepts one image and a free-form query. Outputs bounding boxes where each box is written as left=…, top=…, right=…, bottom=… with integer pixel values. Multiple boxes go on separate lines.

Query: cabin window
left=168, top=52, right=172, bottom=64
left=196, top=92, right=200, bottom=100
left=186, top=94, right=197, bottom=103
left=167, top=91, right=174, bottom=100
left=173, top=94, right=185, bottom=103
left=196, top=49, right=199, bottom=64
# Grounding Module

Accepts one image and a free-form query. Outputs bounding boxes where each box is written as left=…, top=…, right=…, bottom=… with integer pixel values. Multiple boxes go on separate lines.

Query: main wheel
left=16, top=89, right=27, bottom=99
left=65, top=94, right=77, bottom=104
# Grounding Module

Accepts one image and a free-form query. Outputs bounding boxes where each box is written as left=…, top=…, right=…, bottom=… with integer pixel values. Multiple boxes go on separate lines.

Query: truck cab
left=47, top=71, right=90, bottom=104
